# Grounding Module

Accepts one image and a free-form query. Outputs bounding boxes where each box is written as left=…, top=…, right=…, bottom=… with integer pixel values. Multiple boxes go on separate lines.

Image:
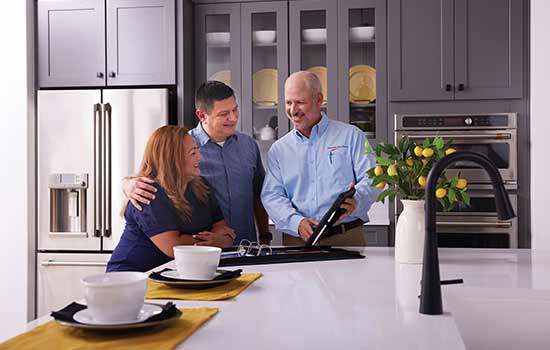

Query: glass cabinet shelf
left=253, top=42, right=277, bottom=47
left=350, top=39, right=375, bottom=44
left=253, top=104, right=278, bottom=109
left=350, top=102, right=376, bottom=108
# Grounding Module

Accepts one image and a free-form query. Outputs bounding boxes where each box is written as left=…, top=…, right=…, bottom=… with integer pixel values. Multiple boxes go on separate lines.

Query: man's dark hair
left=195, top=81, right=235, bottom=113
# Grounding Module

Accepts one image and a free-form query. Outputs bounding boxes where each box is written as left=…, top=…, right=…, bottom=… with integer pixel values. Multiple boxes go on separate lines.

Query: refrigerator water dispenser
left=49, top=173, right=88, bottom=233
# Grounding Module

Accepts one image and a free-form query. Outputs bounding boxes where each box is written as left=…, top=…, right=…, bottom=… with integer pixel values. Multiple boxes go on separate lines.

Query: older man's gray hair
left=286, top=71, right=323, bottom=98
left=302, top=71, right=323, bottom=98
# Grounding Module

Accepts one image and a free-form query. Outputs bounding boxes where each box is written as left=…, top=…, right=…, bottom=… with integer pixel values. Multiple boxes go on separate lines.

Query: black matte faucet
left=419, top=151, right=516, bottom=315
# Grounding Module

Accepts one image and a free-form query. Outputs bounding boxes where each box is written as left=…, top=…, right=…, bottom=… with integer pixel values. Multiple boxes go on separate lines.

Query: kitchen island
left=25, top=248, right=550, bottom=349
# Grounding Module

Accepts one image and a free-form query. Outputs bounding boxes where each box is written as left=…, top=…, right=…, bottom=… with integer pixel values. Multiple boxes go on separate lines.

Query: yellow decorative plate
left=209, top=70, right=231, bottom=87
left=349, top=65, right=376, bottom=103
left=306, top=66, right=328, bottom=103
left=253, top=68, right=278, bottom=106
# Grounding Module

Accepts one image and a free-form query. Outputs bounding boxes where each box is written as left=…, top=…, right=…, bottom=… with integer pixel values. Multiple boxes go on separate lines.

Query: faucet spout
left=419, top=151, right=516, bottom=315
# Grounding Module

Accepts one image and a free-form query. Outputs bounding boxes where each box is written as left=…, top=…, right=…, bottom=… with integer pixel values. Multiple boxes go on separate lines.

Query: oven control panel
left=397, top=113, right=515, bottom=130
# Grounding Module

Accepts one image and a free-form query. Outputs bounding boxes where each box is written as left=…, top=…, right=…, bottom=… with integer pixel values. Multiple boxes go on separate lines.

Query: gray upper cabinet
left=38, top=0, right=175, bottom=87
left=106, top=0, right=175, bottom=86
left=38, top=0, right=106, bottom=87
left=389, top=0, right=523, bottom=101
left=453, top=0, right=523, bottom=100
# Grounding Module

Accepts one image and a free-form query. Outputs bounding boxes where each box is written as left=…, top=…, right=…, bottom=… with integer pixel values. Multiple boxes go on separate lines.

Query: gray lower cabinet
left=364, top=225, right=389, bottom=246
left=389, top=0, right=523, bottom=101
left=38, top=0, right=175, bottom=87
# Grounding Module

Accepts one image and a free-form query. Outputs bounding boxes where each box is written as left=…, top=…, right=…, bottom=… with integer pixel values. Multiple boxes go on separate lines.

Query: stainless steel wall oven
left=395, top=113, right=518, bottom=248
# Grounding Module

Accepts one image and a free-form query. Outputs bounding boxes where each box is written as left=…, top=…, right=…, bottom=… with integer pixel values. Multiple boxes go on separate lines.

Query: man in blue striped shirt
left=261, top=71, right=379, bottom=246
left=124, top=81, right=269, bottom=245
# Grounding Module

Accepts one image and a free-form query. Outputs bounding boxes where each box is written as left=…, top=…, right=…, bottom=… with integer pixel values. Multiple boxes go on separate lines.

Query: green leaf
left=434, top=137, right=444, bottom=150
left=376, top=189, right=393, bottom=203
left=422, top=138, right=432, bottom=147
left=375, top=157, right=391, bottom=166
left=382, top=143, right=398, bottom=155
left=398, top=136, right=407, bottom=153
left=375, top=143, right=383, bottom=157
left=448, top=188, right=457, bottom=202
left=462, top=192, right=471, bottom=206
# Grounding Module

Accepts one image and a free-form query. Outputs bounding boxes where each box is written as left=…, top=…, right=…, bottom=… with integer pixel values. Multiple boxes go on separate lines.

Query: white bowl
left=302, top=28, right=327, bottom=43
left=173, top=246, right=222, bottom=280
left=206, top=32, right=230, bottom=45
left=81, top=271, right=147, bottom=323
left=349, top=26, right=375, bottom=41
left=253, top=30, right=276, bottom=44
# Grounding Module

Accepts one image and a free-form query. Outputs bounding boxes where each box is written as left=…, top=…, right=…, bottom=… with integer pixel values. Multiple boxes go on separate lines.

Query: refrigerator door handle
left=40, top=260, right=108, bottom=267
left=94, top=103, right=103, bottom=237
left=103, top=103, right=112, bottom=237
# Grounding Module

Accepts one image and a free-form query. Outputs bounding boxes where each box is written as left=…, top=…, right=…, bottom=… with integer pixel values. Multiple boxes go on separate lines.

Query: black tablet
left=305, top=187, right=356, bottom=246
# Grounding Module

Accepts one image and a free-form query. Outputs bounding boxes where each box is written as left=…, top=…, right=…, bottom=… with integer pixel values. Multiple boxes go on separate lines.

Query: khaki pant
left=282, top=225, right=366, bottom=246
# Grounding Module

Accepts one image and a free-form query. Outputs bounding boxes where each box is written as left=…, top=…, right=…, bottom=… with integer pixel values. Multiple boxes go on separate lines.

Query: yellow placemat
left=0, top=307, right=218, bottom=350
left=146, top=273, right=262, bottom=300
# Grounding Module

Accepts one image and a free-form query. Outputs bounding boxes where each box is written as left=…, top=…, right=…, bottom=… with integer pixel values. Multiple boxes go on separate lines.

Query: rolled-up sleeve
left=350, top=131, right=381, bottom=221
left=261, top=145, right=303, bottom=236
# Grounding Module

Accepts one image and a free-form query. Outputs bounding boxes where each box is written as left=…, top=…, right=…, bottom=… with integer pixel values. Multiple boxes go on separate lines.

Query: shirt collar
left=293, top=112, right=330, bottom=141
left=193, top=123, right=236, bottom=147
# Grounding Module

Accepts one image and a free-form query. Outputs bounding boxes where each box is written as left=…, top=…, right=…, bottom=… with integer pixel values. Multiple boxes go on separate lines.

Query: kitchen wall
left=0, top=0, right=34, bottom=342
left=530, top=0, right=550, bottom=251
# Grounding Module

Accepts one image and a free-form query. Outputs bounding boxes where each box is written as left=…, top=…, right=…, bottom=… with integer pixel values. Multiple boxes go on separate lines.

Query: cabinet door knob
left=458, top=83, right=465, bottom=91
left=109, top=72, right=116, bottom=78
left=96, top=72, right=104, bottom=78
left=445, top=84, right=452, bottom=91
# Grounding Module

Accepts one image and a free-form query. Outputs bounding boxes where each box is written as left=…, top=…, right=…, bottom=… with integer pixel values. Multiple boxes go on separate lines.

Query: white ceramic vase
left=395, top=199, right=426, bottom=264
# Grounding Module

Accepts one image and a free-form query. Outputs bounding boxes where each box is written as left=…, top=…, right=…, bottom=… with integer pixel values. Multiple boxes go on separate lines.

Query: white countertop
left=27, top=248, right=550, bottom=349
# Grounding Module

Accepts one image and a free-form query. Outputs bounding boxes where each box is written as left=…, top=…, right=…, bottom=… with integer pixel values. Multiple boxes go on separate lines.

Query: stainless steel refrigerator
left=36, top=89, right=168, bottom=317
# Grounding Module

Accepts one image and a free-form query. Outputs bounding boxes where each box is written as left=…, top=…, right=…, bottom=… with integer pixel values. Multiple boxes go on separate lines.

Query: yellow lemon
left=422, top=159, right=428, bottom=167
left=445, top=148, right=457, bottom=156
left=406, top=158, right=414, bottom=167
left=374, top=166, right=384, bottom=176
left=375, top=181, right=387, bottom=189
left=456, top=178, right=467, bottom=189
left=422, top=147, right=434, bottom=158
left=414, top=146, right=423, bottom=157
left=418, top=176, right=426, bottom=188
left=387, top=164, right=398, bottom=177
left=436, top=188, right=447, bottom=199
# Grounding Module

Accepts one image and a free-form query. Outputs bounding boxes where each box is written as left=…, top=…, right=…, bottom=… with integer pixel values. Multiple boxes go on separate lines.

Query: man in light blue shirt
left=261, top=71, right=379, bottom=246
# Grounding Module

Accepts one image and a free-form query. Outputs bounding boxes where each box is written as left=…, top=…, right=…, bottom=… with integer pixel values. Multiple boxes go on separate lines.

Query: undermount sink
left=445, top=287, right=550, bottom=350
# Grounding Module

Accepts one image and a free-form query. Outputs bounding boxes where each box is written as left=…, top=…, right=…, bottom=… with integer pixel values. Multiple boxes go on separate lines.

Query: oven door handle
left=436, top=221, right=513, bottom=228
left=406, top=133, right=512, bottom=140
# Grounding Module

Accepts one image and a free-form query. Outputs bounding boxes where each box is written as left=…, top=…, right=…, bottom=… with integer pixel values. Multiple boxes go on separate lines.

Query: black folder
left=305, top=187, right=357, bottom=246
left=219, top=245, right=364, bottom=267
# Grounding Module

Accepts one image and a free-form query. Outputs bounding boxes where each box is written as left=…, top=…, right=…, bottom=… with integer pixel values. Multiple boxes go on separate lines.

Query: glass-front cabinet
left=241, top=1, right=289, bottom=142
left=196, top=0, right=387, bottom=144
left=195, top=4, right=242, bottom=129
left=195, top=1, right=288, bottom=148
left=338, top=0, right=386, bottom=143
left=289, top=0, right=338, bottom=118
